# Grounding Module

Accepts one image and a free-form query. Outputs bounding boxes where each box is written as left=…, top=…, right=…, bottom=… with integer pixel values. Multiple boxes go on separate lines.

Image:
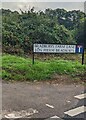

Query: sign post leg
left=82, top=48, right=84, bottom=65
left=32, top=52, right=34, bottom=64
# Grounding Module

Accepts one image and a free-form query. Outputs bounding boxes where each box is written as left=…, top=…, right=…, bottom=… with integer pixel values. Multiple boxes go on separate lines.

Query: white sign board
left=34, top=44, right=76, bottom=53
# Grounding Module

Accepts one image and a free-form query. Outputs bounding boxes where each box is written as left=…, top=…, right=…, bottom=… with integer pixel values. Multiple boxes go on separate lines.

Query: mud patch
left=47, top=74, right=85, bottom=85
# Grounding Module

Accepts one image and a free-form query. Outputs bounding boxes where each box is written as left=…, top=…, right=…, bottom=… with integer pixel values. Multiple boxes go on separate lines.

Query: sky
left=1, top=0, right=85, bottom=13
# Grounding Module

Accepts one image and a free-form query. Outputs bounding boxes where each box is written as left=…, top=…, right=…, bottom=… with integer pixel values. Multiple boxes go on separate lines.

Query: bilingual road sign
left=34, top=44, right=76, bottom=53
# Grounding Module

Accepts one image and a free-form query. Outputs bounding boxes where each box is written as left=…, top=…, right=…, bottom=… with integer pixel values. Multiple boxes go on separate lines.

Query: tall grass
left=1, top=54, right=86, bottom=81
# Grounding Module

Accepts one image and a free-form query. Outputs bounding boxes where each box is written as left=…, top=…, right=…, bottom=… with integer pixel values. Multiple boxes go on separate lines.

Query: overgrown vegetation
left=1, top=8, right=86, bottom=55
left=2, top=54, right=86, bottom=81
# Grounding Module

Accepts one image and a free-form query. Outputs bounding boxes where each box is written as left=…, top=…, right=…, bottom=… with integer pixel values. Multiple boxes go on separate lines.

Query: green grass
left=1, top=54, right=86, bottom=81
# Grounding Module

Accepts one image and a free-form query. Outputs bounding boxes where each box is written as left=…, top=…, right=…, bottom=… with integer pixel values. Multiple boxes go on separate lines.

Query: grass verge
left=1, top=54, right=86, bottom=82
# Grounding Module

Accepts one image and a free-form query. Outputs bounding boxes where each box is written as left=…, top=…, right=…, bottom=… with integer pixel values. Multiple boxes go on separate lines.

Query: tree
left=75, top=18, right=86, bottom=47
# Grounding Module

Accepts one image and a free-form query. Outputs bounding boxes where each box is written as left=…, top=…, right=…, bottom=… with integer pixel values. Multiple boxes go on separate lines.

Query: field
left=1, top=54, right=86, bottom=83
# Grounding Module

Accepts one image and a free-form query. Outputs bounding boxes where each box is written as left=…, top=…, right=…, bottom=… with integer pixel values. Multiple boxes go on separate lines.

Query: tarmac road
left=2, top=81, right=85, bottom=119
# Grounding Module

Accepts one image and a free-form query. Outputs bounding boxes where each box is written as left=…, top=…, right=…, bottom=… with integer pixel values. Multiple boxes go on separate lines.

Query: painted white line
left=46, top=104, right=54, bottom=108
left=64, top=106, right=86, bottom=117
left=50, top=115, right=60, bottom=118
left=0, top=114, right=2, bottom=120
left=74, top=93, right=86, bottom=100
left=3, top=109, right=38, bottom=118
left=5, top=113, right=22, bottom=119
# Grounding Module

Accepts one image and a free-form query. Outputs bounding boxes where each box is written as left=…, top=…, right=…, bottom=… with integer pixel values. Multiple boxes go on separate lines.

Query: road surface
left=1, top=81, right=86, bottom=119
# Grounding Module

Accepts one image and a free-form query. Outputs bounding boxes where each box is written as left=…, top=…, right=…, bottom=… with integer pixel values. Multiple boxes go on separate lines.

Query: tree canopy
left=1, top=8, right=86, bottom=55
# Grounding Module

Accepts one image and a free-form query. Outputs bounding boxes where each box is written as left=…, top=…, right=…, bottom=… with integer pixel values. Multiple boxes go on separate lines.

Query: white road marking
left=3, top=108, right=38, bottom=118
left=5, top=113, right=22, bottom=119
left=0, top=114, right=2, bottom=120
left=66, top=100, right=71, bottom=103
left=50, top=115, right=60, bottom=118
left=74, top=93, right=86, bottom=100
left=64, top=106, right=86, bottom=117
left=46, top=104, right=54, bottom=108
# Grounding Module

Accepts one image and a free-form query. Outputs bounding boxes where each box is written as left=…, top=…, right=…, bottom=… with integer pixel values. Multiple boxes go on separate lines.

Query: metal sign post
left=82, top=47, right=84, bottom=65
left=32, top=43, right=35, bottom=64
left=32, top=52, right=34, bottom=64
